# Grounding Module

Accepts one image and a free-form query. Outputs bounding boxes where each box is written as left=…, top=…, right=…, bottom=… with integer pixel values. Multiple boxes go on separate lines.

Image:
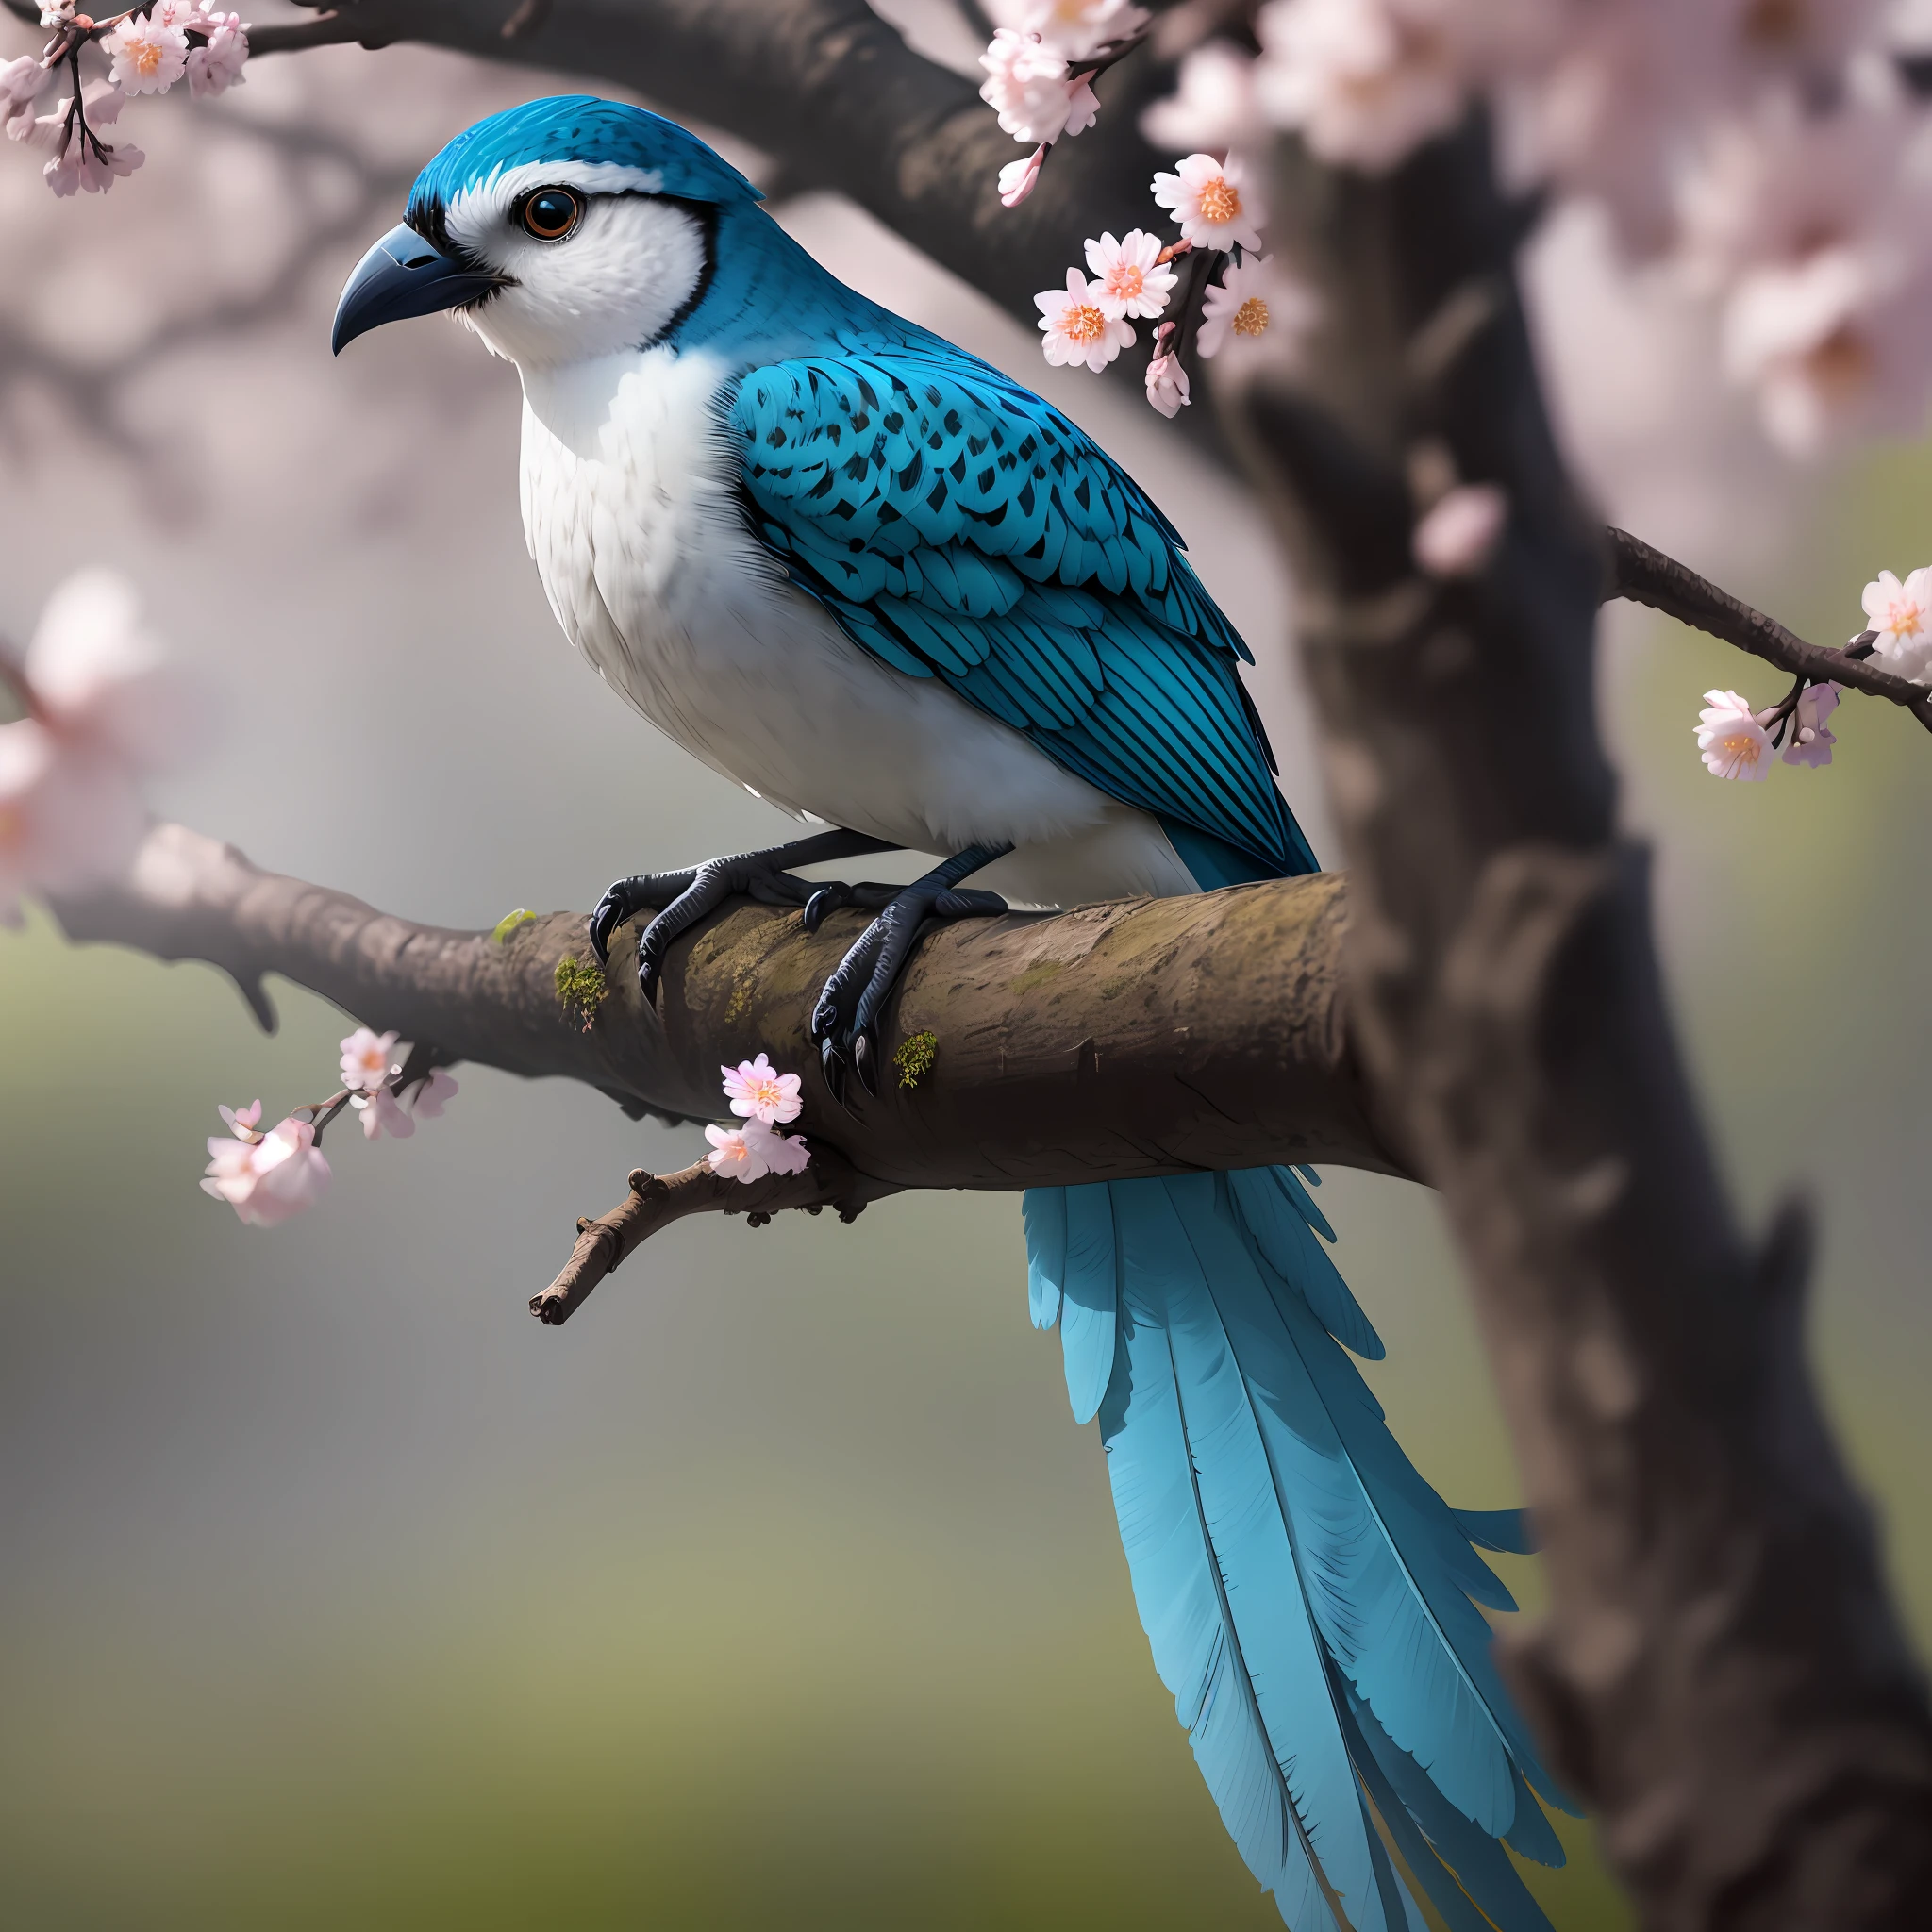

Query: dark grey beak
left=331, top=223, right=503, bottom=355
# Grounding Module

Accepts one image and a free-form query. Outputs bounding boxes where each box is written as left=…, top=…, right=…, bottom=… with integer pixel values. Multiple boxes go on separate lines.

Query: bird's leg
left=590, top=828, right=902, bottom=1007
left=811, top=843, right=1012, bottom=1102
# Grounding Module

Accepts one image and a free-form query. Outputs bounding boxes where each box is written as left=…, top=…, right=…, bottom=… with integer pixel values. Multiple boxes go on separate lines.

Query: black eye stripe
left=518, top=187, right=582, bottom=241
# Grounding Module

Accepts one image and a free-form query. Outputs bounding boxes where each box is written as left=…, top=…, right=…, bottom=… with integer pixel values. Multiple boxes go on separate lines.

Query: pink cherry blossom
left=218, top=1099, right=263, bottom=1138
left=722, top=1052, right=803, bottom=1124
left=1141, top=42, right=1266, bottom=154
left=1035, top=268, right=1136, bottom=372
left=1195, top=255, right=1315, bottom=360
left=1, top=56, right=42, bottom=140
left=401, top=1066, right=458, bottom=1120
left=998, top=145, right=1046, bottom=207
left=25, top=570, right=198, bottom=775
left=1861, top=566, right=1932, bottom=683
left=356, top=1085, right=415, bottom=1141
left=1151, top=152, right=1265, bottom=254
left=745, top=1119, right=810, bottom=1176
left=1782, top=680, right=1841, bottom=768
left=1084, top=229, right=1175, bottom=320
left=1694, top=689, right=1774, bottom=781
left=1257, top=0, right=1464, bottom=175
left=980, top=29, right=1099, bottom=147
left=201, top=1111, right=331, bottom=1227
left=340, top=1026, right=403, bottom=1091
left=1414, top=483, right=1509, bottom=578
left=186, top=14, right=249, bottom=99
left=1145, top=341, right=1191, bottom=419
left=706, top=1122, right=770, bottom=1183
left=1019, top=0, right=1147, bottom=64
left=108, top=15, right=190, bottom=97
left=0, top=718, right=146, bottom=924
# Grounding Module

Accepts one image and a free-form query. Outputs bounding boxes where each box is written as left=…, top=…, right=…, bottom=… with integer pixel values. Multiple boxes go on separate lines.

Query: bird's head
left=331, top=96, right=763, bottom=369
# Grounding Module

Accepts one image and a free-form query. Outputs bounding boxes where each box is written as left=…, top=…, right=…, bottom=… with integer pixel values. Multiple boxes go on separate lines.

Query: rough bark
left=1220, top=120, right=1932, bottom=1929
left=52, top=821, right=1403, bottom=1191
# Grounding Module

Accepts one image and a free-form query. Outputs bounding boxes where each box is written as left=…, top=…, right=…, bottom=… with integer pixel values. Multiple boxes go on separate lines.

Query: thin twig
left=532, top=1146, right=879, bottom=1326
left=1606, top=525, right=1932, bottom=735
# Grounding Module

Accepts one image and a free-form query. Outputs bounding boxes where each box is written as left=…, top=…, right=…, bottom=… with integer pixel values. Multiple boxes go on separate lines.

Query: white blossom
left=706, top=1122, right=770, bottom=1182
left=1151, top=152, right=1266, bottom=253
left=1861, top=566, right=1932, bottom=683
left=1694, top=688, right=1775, bottom=780
left=980, top=28, right=1099, bottom=146
left=1035, top=267, right=1136, bottom=371
left=355, top=1085, right=415, bottom=1141
left=1196, top=255, right=1316, bottom=359
left=1414, top=483, right=1509, bottom=577
left=401, top=1066, right=458, bottom=1120
left=1084, top=229, right=1175, bottom=320
left=186, top=14, right=249, bottom=99
left=1, top=56, right=42, bottom=140
left=108, top=14, right=190, bottom=98
left=1782, top=679, right=1841, bottom=767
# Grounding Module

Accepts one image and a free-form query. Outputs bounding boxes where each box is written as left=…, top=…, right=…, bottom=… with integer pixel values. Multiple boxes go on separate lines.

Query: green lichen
left=492, top=908, right=537, bottom=945
left=1009, top=960, right=1064, bottom=996
left=554, top=956, right=608, bottom=1032
left=892, top=1029, right=939, bottom=1091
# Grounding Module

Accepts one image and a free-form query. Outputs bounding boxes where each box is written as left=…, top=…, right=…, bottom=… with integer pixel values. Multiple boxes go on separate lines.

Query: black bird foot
left=589, top=827, right=900, bottom=1007
left=810, top=843, right=1012, bottom=1104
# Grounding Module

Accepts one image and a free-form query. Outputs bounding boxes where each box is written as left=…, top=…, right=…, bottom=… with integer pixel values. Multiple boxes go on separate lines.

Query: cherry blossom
left=218, top=1099, right=263, bottom=1137
left=1414, top=483, right=1509, bottom=578
left=1694, top=689, right=1775, bottom=781
left=1036, top=267, right=1136, bottom=371
left=998, top=145, right=1046, bottom=208
left=339, top=1026, right=404, bottom=1091
left=722, top=1052, right=803, bottom=1125
left=706, top=1122, right=770, bottom=1182
left=186, top=14, right=249, bottom=99
left=356, top=1085, right=415, bottom=1141
left=1861, top=567, right=1932, bottom=683
left=1141, top=42, right=1267, bottom=154
left=202, top=1110, right=331, bottom=1227
left=1084, top=229, right=1175, bottom=320
left=402, top=1066, right=459, bottom=1120
left=980, top=28, right=1099, bottom=148
left=1782, top=680, right=1840, bottom=768
left=1019, top=0, right=1148, bottom=64
left=108, top=15, right=190, bottom=98
left=1144, top=346, right=1191, bottom=419
left=748, top=1120, right=811, bottom=1176
left=1256, top=0, right=1466, bottom=175
left=1, top=56, right=42, bottom=140
left=1152, top=153, right=1265, bottom=255
left=1196, top=256, right=1315, bottom=360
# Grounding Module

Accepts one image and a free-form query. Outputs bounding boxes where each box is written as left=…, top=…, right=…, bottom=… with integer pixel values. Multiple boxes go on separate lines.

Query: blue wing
left=1027, top=1171, right=1574, bottom=1929
left=731, top=345, right=1316, bottom=878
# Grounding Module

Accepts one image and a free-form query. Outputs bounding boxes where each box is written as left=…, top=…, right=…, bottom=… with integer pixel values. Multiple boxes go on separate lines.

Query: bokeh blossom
left=202, top=1109, right=331, bottom=1226
left=340, top=1027, right=403, bottom=1092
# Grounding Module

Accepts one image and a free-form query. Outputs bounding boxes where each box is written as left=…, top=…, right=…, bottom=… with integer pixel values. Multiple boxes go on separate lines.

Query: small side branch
left=1607, top=525, right=1932, bottom=733
left=532, top=1144, right=887, bottom=1326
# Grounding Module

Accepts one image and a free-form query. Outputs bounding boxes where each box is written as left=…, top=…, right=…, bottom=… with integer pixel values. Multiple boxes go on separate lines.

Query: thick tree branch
left=49, top=821, right=1404, bottom=1190
left=1224, top=119, right=1932, bottom=1927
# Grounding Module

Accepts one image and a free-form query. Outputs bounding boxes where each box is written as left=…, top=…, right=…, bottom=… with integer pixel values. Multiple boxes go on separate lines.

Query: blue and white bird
left=335, top=96, right=1574, bottom=1928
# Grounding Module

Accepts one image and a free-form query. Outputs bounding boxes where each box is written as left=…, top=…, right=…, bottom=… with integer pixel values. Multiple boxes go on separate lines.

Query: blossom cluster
left=1, top=572, right=196, bottom=924
left=199, top=1027, right=459, bottom=1226
left=1130, top=1, right=1932, bottom=458
left=705, top=1053, right=811, bottom=1183
left=5, top=0, right=247, bottom=197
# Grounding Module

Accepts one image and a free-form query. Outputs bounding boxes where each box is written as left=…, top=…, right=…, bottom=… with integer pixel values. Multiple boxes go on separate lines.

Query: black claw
left=820, top=1036, right=849, bottom=1108
left=803, top=886, right=835, bottom=935
left=853, top=1030, right=880, bottom=1096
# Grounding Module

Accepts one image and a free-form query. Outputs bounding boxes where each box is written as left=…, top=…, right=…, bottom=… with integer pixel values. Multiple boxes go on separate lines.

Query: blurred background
left=4, top=13, right=1930, bottom=1930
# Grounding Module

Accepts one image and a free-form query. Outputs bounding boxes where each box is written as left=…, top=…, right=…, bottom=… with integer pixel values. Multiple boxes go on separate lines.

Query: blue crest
left=406, top=96, right=764, bottom=226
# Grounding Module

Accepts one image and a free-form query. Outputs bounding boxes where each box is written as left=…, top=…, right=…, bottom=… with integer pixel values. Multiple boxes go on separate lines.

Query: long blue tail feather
left=1024, top=1167, right=1565, bottom=1930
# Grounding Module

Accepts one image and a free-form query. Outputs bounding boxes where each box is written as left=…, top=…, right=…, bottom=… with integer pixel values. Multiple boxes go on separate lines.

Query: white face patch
left=441, top=159, right=707, bottom=370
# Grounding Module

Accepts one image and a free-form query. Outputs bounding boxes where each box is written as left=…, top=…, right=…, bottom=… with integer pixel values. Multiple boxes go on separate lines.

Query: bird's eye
left=521, top=188, right=582, bottom=241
